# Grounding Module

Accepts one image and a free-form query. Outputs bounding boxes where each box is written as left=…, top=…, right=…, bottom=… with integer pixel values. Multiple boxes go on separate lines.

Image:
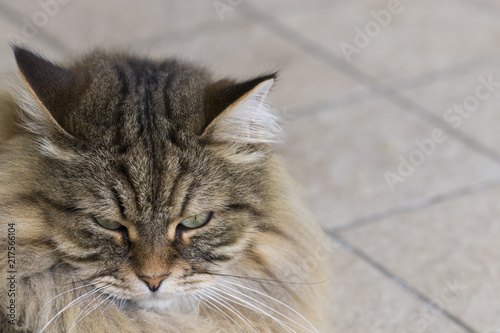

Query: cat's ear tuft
left=12, top=46, right=84, bottom=137
left=202, top=73, right=281, bottom=144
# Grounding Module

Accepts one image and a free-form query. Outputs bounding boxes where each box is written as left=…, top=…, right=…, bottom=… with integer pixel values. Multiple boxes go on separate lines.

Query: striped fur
left=0, top=47, right=332, bottom=332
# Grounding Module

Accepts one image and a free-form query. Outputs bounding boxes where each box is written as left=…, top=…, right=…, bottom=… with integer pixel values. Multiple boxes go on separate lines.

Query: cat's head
left=7, top=46, right=283, bottom=310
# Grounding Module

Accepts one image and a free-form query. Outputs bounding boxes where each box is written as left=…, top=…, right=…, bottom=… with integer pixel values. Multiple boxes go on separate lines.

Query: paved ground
left=1, top=0, right=500, bottom=332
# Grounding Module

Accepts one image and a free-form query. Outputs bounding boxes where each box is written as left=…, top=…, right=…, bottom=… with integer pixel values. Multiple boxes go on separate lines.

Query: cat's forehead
left=107, top=133, right=224, bottom=221
left=67, top=53, right=212, bottom=146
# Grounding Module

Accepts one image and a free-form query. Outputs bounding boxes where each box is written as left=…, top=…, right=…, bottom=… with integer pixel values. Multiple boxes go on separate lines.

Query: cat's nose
left=139, top=274, right=169, bottom=292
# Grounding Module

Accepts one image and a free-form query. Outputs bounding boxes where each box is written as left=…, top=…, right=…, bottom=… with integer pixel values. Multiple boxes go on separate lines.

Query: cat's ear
left=202, top=73, right=281, bottom=144
left=13, top=46, right=85, bottom=137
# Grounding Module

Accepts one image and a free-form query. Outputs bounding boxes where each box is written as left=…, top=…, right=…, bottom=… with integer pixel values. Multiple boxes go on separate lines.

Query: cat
left=0, top=46, right=332, bottom=332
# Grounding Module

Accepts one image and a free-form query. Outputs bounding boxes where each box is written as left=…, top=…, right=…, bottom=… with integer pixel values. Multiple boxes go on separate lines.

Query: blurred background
left=1, top=0, right=500, bottom=332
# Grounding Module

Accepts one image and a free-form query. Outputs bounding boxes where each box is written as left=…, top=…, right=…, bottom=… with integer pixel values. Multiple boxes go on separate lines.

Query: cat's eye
left=179, top=212, right=213, bottom=229
left=92, top=216, right=123, bottom=230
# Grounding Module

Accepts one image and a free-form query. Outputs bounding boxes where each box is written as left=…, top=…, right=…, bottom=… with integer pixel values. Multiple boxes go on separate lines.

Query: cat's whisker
left=203, top=288, right=258, bottom=333
left=198, top=292, right=248, bottom=333
left=68, top=286, right=112, bottom=332
left=96, top=294, right=116, bottom=322
left=200, top=271, right=326, bottom=287
left=196, top=296, right=222, bottom=322
left=221, top=280, right=319, bottom=333
left=210, top=285, right=295, bottom=333
left=50, top=269, right=85, bottom=278
left=204, top=288, right=272, bottom=331
left=60, top=268, right=119, bottom=288
left=197, top=297, right=220, bottom=324
left=117, top=297, right=127, bottom=309
left=203, top=290, right=264, bottom=319
left=217, top=283, right=310, bottom=333
left=216, top=292, right=295, bottom=333
left=38, top=283, right=94, bottom=313
left=184, top=293, right=202, bottom=314
left=39, top=287, right=101, bottom=333
left=39, top=284, right=111, bottom=333
left=68, top=288, right=112, bottom=332
left=216, top=283, right=319, bottom=333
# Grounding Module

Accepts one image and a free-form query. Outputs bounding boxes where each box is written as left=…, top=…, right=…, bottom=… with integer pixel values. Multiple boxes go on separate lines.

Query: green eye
left=179, top=212, right=213, bottom=229
left=92, top=216, right=123, bottom=230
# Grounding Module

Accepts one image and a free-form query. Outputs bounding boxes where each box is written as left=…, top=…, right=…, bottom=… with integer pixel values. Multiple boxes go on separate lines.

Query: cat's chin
left=130, top=294, right=192, bottom=312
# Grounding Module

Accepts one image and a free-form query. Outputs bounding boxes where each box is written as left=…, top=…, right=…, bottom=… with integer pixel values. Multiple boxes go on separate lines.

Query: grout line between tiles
left=242, top=4, right=380, bottom=85
left=285, top=51, right=500, bottom=119
left=0, top=2, right=72, bottom=56
left=328, top=232, right=478, bottom=333
left=387, top=52, right=500, bottom=92
left=242, top=4, right=500, bottom=164
left=331, top=178, right=500, bottom=233
left=388, top=93, right=500, bottom=163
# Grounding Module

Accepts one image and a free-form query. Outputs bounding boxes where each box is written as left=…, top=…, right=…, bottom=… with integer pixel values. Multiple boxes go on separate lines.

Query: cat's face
left=10, top=47, right=280, bottom=310
left=51, top=137, right=262, bottom=310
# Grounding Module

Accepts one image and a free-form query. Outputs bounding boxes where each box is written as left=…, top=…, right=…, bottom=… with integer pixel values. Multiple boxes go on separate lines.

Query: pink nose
left=139, top=274, right=169, bottom=292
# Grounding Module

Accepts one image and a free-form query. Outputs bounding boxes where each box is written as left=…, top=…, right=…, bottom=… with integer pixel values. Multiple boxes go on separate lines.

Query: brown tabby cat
left=0, top=46, right=332, bottom=332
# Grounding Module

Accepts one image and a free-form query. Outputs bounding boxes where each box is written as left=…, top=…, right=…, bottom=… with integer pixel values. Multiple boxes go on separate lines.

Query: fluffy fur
left=0, top=47, right=332, bottom=332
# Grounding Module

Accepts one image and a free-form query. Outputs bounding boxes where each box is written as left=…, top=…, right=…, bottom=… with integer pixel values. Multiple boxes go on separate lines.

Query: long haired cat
left=0, top=46, right=332, bottom=332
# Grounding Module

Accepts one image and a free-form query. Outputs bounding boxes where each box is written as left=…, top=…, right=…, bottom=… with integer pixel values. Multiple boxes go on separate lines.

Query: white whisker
left=203, top=289, right=259, bottom=333
left=198, top=293, right=246, bottom=332
left=211, top=285, right=294, bottom=333
left=39, top=283, right=94, bottom=313
left=222, top=280, right=318, bottom=333
left=51, top=273, right=86, bottom=279
left=204, top=291, right=265, bottom=320
left=208, top=290, right=293, bottom=332
left=68, top=287, right=111, bottom=332
left=39, top=285, right=109, bottom=333
left=96, top=295, right=116, bottom=322
left=118, top=298, right=126, bottom=309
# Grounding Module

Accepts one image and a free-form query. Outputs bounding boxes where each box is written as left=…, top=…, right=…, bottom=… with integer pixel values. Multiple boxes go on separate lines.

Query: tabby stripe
left=205, top=234, right=240, bottom=248
left=112, top=65, right=131, bottom=152
left=246, top=245, right=267, bottom=267
left=182, top=280, right=205, bottom=286
left=227, top=203, right=261, bottom=217
left=116, top=162, right=139, bottom=213
left=200, top=252, right=232, bottom=263
left=180, top=180, right=196, bottom=216
left=182, top=270, right=195, bottom=279
left=167, top=167, right=185, bottom=209
left=64, top=252, right=101, bottom=263
left=255, top=223, right=287, bottom=238
left=162, top=71, right=187, bottom=149
left=19, top=192, right=81, bottom=215
left=129, top=60, right=165, bottom=213
left=111, top=186, right=127, bottom=219
left=227, top=203, right=287, bottom=237
left=162, top=72, right=176, bottom=120
left=149, top=73, right=168, bottom=217
left=128, top=62, right=147, bottom=138
left=144, top=76, right=159, bottom=210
